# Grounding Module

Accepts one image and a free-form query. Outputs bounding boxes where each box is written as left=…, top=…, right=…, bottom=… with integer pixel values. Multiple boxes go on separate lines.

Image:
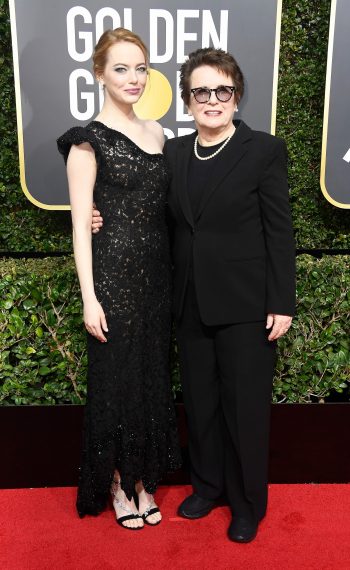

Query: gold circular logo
left=134, top=68, right=172, bottom=120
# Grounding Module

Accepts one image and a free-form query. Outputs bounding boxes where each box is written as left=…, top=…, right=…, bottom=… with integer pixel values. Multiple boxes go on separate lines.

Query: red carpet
left=1, top=485, right=350, bottom=569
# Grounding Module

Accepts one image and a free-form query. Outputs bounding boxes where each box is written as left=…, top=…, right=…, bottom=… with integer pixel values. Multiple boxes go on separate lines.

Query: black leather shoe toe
left=178, top=493, right=216, bottom=519
left=228, top=517, right=258, bottom=543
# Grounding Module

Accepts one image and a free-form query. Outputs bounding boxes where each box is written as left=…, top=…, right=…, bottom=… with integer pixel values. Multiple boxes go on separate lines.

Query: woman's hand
left=92, top=202, right=103, bottom=234
left=84, top=298, right=108, bottom=342
left=266, top=314, right=292, bottom=341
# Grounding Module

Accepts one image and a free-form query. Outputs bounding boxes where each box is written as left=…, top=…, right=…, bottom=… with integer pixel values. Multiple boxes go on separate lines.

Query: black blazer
left=164, top=120, right=296, bottom=326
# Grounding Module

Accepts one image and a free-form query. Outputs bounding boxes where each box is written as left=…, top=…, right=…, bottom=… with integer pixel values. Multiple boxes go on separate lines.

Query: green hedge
left=0, top=255, right=349, bottom=405
left=0, top=0, right=349, bottom=251
left=274, top=254, right=350, bottom=402
left=0, top=257, right=86, bottom=404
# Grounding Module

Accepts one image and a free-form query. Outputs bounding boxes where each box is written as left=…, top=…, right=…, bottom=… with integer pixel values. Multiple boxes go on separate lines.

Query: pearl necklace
left=194, top=129, right=235, bottom=161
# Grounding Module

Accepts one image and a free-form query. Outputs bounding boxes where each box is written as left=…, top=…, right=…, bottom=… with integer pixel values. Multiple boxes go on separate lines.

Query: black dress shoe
left=178, top=493, right=216, bottom=519
left=228, top=517, right=258, bottom=543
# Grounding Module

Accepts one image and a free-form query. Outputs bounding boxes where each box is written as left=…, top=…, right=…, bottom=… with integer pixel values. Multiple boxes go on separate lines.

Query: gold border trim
left=271, top=0, right=282, bottom=134
left=9, top=0, right=70, bottom=210
left=320, top=0, right=350, bottom=209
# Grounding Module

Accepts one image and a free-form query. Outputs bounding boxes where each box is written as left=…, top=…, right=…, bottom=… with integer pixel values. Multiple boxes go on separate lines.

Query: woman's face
left=99, top=41, right=148, bottom=106
left=187, top=65, right=237, bottom=136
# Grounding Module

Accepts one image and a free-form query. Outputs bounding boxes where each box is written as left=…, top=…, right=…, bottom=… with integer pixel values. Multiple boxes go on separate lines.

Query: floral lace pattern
left=57, top=122, right=181, bottom=516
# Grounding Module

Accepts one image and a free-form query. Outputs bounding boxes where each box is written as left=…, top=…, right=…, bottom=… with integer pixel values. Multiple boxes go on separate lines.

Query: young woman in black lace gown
left=57, top=28, right=181, bottom=529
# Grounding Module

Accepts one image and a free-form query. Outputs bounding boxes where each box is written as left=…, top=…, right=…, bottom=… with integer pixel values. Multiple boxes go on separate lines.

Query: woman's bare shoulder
left=143, top=119, right=164, bottom=144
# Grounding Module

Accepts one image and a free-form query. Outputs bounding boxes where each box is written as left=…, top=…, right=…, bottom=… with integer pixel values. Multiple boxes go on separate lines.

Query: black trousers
left=176, top=279, right=276, bottom=523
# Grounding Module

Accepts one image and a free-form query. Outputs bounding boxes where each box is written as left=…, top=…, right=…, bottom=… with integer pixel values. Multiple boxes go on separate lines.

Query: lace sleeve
left=57, top=126, right=101, bottom=165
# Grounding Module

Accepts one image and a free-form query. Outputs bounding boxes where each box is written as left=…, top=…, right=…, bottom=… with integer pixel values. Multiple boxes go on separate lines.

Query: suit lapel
left=195, top=121, right=252, bottom=221
left=175, top=134, right=196, bottom=227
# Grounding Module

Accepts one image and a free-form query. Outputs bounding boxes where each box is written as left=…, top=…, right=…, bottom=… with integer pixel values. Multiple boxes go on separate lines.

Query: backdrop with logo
left=321, top=0, right=350, bottom=208
left=10, top=0, right=282, bottom=209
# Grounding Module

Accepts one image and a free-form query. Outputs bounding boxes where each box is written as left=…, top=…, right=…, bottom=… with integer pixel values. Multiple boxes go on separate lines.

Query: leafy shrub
left=0, top=257, right=86, bottom=404
left=275, top=255, right=350, bottom=402
left=0, top=255, right=349, bottom=405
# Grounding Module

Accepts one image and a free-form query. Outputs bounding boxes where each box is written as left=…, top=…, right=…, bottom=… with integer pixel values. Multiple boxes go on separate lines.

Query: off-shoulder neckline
left=89, top=121, right=164, bottom=158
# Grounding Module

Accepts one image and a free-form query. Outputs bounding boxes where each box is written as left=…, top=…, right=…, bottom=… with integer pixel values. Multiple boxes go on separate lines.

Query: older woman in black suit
left=163, top=48, right=295, bottom=543
left=93, top=47, right=295, bottom=543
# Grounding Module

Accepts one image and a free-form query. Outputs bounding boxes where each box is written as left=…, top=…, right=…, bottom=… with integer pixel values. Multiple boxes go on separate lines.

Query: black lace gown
left=57, top=121, right=181, bottom=516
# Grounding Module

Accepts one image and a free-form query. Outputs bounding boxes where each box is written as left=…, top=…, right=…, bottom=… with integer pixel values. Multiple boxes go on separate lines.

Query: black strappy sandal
left=116, top=512, right=144, bottom=530
left=110, top=479, right=144, bottom=530
left=140, top=500, right=162, bottom=526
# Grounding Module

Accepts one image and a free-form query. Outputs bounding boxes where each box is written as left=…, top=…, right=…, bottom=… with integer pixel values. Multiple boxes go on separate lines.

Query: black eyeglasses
left=190, top=85, right=236, bottom=103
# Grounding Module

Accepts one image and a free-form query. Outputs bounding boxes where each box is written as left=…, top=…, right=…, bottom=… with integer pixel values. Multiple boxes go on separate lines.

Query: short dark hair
left=179, top=47, right=244, bottom=106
